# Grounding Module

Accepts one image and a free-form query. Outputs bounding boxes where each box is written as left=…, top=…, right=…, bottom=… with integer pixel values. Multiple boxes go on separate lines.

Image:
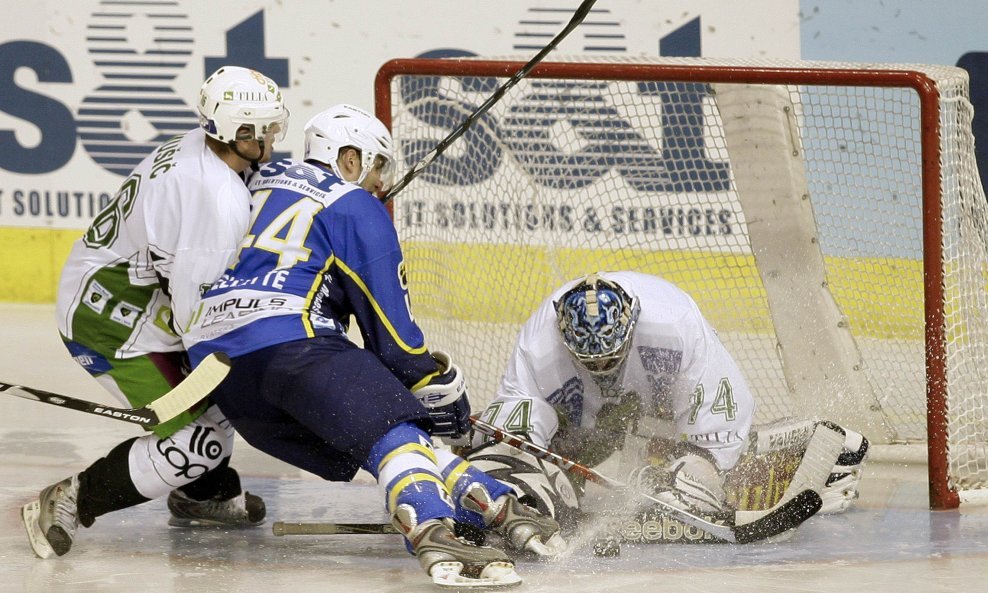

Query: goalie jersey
left=184, top=158, right=437, bottom=386
left=480, top=271, right=756, bottom=470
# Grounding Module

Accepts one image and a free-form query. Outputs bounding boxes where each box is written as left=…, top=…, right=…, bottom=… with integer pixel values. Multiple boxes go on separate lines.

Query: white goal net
left=376, top=55, right=988, bottom=509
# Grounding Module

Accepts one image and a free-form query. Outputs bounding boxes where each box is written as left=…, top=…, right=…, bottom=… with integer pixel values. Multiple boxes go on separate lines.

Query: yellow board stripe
left=0, top=228, right=79, bottom=303
left=403, top=242, right=929, bottom=340
left=0, top=230, right=946, bottom=342
left=388, top=473, right=445, bottom=511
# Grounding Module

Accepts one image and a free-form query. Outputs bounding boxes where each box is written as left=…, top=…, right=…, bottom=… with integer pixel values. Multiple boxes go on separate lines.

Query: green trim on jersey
left=69, top=261, right=176, bottom=355
left=66, top=263, right=200, bottom=438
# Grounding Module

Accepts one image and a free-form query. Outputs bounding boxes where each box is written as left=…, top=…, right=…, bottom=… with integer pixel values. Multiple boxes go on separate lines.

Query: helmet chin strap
left=229, top=139, right=266, bottom=171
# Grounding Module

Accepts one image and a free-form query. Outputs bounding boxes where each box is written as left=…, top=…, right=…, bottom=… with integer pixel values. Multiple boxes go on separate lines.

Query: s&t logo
left=0, top=1, right=288, bottom=177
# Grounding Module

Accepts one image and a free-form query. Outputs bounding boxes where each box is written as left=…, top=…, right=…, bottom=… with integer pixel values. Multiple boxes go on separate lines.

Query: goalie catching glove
left=412, top=351, right=471, bottom=438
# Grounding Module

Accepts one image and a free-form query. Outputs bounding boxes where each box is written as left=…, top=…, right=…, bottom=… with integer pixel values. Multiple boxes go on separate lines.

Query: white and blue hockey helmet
left=197, top=66, right=288, bottom=144
left=303, top=103, right=396, bottom=190
left=554, top=274, right=640, bottom=376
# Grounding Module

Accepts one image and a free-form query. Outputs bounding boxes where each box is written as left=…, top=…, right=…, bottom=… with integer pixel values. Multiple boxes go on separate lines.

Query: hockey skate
left=460, top=483, right=566, bottom=557
left=167, top=489, right=266, bottom=527
left=392, top=504, right=521, bottom=589
left=22, top=474, right=81, bottom=559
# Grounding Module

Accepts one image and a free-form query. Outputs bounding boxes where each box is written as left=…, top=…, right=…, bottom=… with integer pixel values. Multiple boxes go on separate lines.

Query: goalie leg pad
left=464, top=442, right=581, bottom=528
left=818, top=421, right=870, bottom=514
left=734, top=421, right=844, bottom=526
left=738, top=418, right=870, bottom=514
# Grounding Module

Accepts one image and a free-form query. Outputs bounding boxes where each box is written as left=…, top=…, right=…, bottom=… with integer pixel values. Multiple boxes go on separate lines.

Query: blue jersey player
left=183, top=104, right=563, bottom=588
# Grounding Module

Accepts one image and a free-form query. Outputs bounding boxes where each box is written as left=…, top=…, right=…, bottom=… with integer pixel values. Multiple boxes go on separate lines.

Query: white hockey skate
left=167, top=489, right=266, bottom=527
left=460, top=483, right=567, bottom=557
left=392, top=504, right=521, bottom=588
left=22, top=474, right=81, bottom=559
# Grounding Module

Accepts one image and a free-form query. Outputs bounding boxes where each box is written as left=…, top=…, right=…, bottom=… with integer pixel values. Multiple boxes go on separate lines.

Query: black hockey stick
left=273, top=522, right=399, bottom=536
left=381, top=0, right=598, bottom=203
left=0, top=352, right=231, bottom=428
left=469, top=417, right=824, bottom=544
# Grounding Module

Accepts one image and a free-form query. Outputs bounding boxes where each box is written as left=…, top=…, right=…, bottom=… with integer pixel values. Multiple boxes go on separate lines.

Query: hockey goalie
left=463, top=271, right=870, bottom=544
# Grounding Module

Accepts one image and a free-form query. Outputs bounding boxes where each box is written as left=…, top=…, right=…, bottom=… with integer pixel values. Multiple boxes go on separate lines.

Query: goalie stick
left=0, top=352, right=231, bottom=428
left=380, top=0, right=598, bottom=203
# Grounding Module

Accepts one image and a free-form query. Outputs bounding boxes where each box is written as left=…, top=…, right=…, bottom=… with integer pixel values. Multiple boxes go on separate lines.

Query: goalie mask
left=197, top=66, right=288, bottom=145
left=555, top=274, right=640, bottom=377
left=303, top=103, right=396, bottom=191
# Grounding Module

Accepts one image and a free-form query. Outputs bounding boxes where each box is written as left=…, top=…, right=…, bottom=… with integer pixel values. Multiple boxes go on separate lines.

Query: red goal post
left=374, top=55, right=988, bottom=510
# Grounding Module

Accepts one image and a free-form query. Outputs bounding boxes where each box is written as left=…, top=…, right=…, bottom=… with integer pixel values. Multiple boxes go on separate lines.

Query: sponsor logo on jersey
left=82, top=280, right=113, bottom=315
left=199, top=295, right=291, bottom=327
left=110, top=300, right=143, bottom=328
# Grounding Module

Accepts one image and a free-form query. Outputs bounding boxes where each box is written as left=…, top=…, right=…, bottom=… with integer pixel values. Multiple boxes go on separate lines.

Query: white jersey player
left=22, top=66, right=288, bottom=560
left=469, top=271, right=869, bottom=528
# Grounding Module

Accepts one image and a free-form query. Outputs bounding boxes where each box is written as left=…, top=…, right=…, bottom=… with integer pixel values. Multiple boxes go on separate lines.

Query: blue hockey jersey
left=184, top=158, right=437, bottom=388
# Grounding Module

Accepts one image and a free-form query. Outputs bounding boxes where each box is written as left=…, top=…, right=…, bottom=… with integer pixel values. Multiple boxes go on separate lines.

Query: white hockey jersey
left=481, top=271, right=755, bottom=470
left=55, top=128, right=251, bottom=357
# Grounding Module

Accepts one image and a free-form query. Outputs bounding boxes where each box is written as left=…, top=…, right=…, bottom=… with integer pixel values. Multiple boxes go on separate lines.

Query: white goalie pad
left=731, top=418, right=867, bottom=517
left=464, top=442, right=580, bottom=526
left=818, top=421, right=870, bottom=513
left=735, top=421, right=845, bottom=526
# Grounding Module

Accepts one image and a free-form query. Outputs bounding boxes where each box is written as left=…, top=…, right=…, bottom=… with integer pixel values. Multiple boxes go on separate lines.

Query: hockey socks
left=77, top=437, right=151, bottom=527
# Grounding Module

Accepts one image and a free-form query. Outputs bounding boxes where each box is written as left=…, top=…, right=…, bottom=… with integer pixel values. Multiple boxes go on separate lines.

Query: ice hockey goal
left=375, top=55, right=988, bottom=509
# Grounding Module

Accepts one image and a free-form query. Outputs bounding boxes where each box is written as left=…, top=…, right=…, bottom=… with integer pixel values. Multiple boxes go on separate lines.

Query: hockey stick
left=273, top=522, right=399, bottom=536
left=0, top=352, right=231, bottom=428
left=469, top=417, right=825, bottom=544
left=381, top=0, right=598, bottom=203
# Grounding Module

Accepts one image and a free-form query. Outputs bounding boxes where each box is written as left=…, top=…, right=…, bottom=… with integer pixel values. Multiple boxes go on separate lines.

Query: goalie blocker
left=465, top=419, right=867, bottom=543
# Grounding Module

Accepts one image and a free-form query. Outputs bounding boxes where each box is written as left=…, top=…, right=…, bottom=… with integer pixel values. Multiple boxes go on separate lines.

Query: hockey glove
left=412, top=350, right=471, bottom=438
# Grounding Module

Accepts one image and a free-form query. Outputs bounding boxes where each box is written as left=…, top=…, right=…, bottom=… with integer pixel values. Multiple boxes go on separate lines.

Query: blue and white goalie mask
left=554, top=274, right=640, bottom=376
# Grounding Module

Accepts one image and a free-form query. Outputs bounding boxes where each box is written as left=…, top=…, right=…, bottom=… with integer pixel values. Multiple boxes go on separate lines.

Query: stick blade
left=144, top=352, right=231, bottom=423
left=733, top=489, right=822, bottom=544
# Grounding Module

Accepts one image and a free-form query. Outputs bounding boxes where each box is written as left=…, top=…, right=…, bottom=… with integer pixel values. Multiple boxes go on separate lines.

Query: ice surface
left=2, top=304, right=986, bottom=592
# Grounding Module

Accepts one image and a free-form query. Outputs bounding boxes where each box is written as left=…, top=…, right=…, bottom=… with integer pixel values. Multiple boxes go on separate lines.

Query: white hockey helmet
left=303, top=103, right=396, bottom=189
left=554, top=274, right=640, bottom=376
left=197, top=66, right=288, bottom=144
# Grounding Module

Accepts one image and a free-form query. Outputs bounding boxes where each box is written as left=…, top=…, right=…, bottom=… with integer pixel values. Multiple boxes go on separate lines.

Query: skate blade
left=524, top=533, right=567, bottom=558
left=430, top=561, right=522, bottom=588
left=21, top=501, right=55, bottom=559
